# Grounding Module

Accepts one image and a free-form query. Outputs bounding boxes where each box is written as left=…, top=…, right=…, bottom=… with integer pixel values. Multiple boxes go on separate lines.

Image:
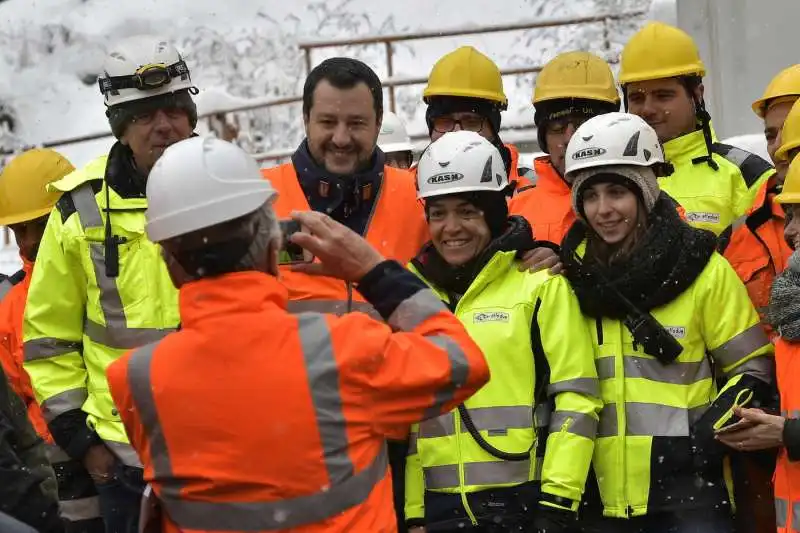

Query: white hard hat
left=98, top=35, right=196, bottom=108
left=564, top=112, right=664, bottom=177
left=416, top=130, right=507, bottom=200
left=145, top=136, right=277, bottom=243
left=378, top=111, right=413, bottom=153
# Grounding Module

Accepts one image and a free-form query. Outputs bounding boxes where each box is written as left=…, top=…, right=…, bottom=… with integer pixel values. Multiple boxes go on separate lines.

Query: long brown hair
left=585, top=197, right=650, bottom=266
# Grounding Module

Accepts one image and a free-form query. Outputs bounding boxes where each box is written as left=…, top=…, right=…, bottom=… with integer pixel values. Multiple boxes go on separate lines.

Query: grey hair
left=235, top=200, right=282, bottom=271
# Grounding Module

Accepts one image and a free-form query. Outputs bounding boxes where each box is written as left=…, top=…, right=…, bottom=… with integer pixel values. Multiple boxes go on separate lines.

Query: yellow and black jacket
left=405, top=218, right=602, bottom=528
left=561, top=195, right=774, bottom=518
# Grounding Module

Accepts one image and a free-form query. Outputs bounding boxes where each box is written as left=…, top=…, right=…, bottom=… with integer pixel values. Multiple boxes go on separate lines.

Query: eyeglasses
left=545, top=116, right=590, bottom=135
left=432, top=115, right=487, bottom=134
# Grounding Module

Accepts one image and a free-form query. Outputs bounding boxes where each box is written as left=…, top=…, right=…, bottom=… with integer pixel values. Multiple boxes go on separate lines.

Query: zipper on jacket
left=346, top=282, right=353, bottom=313
left=595, top=317, right=603, bottom=345
left=454, top=410, right=478, bottom=525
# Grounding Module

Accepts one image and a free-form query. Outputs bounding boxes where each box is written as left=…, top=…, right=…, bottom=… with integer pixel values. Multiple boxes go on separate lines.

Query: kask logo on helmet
left=572, top=147, right=607, bottom=160
left=428, top=172, right=464, bottom=185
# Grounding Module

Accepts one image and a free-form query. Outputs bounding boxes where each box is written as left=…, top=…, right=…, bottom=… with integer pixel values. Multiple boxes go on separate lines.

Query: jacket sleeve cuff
left=356, top=260, right=428, bottom=322
left=784, top=418, right=800, bottom=461
left=48, top=410, right=103, bottom=462
left=405, top=518, right=426, bottom=529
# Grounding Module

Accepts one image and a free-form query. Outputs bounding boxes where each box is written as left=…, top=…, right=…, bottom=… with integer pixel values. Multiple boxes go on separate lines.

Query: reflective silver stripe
left=719, top=145, right=751, bottom=168
left=548, top=410, right=597, bottom=439
left=466, top=406, right=532, bottom=434
left=0, top=278, right=11, bottom=301
left=596, top=357, right=615, bottom=379
left=419, top=406, right=532, bottom=438
left=727, top=354, right=773, bottom=382
left=59, top=496, right=101, bottom=522
left=387, top=289, right=446, bottom=331
left=711, top=324, right=769, bottom=368
left=794, top=501, right=800, bottom=532
left=163, top=450, right=388, bottom=531
left=84, top=318, right=174, bottom=350
left=73, top=184, right=173, bottom=351
left=423, top=335, right=470, bottom=419
left=776, top=497, right=788, bottom=528
left=70, top=184, right=103, bottom=228
left=424, top=460, right=531, bottom=490
left=40, top=388, right=87, bottom=422
left=286, top=299, right=379, bottom=319
left=408, top=432, right=418, bottom=456
left=128, top=324, right=389, bottom=530
left=24, top=337, right=82, bottom=361
left=597, top=402, right=709, bottom=438
left=105, top=441, right=142, bottom=468
left=419, top=412, right=455, bottom=438
left=44, top=443, right=72, bottom=464
left=297, top=314, right=353, bottom=483
left=623, top=356, right=713, bottom=385
left=730, top=214, right=748, bottom=232
left=547, top=377, right=599, bottom=397
left=595, top=355, right=712, bottom=386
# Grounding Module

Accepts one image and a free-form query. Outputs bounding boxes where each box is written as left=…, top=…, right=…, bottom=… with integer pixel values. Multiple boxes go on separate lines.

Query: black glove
left=530, top=505, right=576, bottom=533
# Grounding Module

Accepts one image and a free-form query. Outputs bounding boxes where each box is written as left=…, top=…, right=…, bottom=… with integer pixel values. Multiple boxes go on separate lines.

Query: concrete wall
left=673, top=0, right=800, bottom=138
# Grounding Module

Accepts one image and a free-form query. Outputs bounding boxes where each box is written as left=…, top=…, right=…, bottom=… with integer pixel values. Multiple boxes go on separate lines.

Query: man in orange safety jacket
left=107, top=137, right=490, bottom=533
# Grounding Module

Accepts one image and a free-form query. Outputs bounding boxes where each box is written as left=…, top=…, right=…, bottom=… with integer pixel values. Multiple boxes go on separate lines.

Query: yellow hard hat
left=776, top=98, right=800, bottom=161
left=775, top=155, right=800, bottom=204
left=751, top=64, right=800, bottom=118
left=424, top=46, right=507, bottom=108
left=619, top=22, right=705, bottom=85
left=0, top=148, right=75, bottom=226
left=534, top=51, right=620, bottom=105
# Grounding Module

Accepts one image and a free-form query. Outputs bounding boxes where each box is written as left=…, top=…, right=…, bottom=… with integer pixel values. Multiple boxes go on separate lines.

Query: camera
left=278, top=219, right=311, bottom=264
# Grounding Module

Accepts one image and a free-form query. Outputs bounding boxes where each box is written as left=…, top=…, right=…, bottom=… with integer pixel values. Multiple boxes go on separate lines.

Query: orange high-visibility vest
left=262, top=163, right=428, bottom=317
left=509, top=157, right=575, bottom=244
left=0, top=260, right=50, bottom=440
left=774, top=337, right=800, bottom=533
left=107, top=271, right=490, bottom=533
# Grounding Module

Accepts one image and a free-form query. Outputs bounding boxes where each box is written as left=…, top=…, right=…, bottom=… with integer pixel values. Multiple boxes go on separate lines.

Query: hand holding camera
left=283, top=210, right=385, bottom=283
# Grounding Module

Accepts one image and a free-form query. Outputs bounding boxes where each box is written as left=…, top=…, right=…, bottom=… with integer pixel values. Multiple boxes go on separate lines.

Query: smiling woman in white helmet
left=405, top=130, right=601, bottom=533
left=557, top=113, right=774, bottom=533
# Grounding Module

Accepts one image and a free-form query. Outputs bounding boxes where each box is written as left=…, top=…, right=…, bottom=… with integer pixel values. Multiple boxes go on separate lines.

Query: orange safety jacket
left=719, top=178, right=791, bottom=338
left=508, top=157, right=575, bottom=244
left=262, top=163, right=428, bottom=317
left=107, top=270, right=489, bottom=533
left=774, top=337, right=800, bottom=533
left=0, top=259, right=51, bottom=440
left=505, top=144, right=534, bottom=194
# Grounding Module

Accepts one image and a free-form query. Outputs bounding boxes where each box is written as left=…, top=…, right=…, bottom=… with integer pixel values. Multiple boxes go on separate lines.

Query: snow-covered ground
left=0, top=0, right=651, bottom=272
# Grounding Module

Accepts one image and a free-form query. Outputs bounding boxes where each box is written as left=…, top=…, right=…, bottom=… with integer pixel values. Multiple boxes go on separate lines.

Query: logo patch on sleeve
left=473, top=311, right=510, bottom=323
left=685, top=212, right=720, bottom=224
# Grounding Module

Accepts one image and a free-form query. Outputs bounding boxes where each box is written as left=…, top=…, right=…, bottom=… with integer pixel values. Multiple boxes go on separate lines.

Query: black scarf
left=560, top=194, right=717, bottom=319
left=411, top=216, right=535, bottom=299
left=291, top=140, right=386, bottom=235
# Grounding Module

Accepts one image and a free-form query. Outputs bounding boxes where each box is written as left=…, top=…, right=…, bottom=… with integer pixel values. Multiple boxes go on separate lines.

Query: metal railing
left=0, top=10, right=645, bottom=161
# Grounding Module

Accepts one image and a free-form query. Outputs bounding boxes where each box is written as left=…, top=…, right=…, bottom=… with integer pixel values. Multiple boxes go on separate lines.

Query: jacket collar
left=663, top=123, right=718, bottom=167
left=534, top=157, right=570, bottom=195
left=179, top=271, right=288, bottom=328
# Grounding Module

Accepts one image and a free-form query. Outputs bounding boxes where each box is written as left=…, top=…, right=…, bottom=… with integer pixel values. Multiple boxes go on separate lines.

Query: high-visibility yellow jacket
left=405, top=250, right=602, bottom=525
left=660, top=126, right=773, bottom=235
left=22, top=152, right=178, bottom=466
left=583, top=250, right=774, bottom=518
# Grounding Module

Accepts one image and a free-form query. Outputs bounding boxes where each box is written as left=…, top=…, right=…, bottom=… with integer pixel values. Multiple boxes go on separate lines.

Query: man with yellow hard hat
left=715, top=67, right=800, bottom=533
left=619, top=21, right=773, bottom=236
left=509, top=51, right=620, bottom=244
left=0, top=149, right=105, bottom=533
left=720, top=67, right=800, bottom=336
left=423, top=46, right=532, bottom=194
